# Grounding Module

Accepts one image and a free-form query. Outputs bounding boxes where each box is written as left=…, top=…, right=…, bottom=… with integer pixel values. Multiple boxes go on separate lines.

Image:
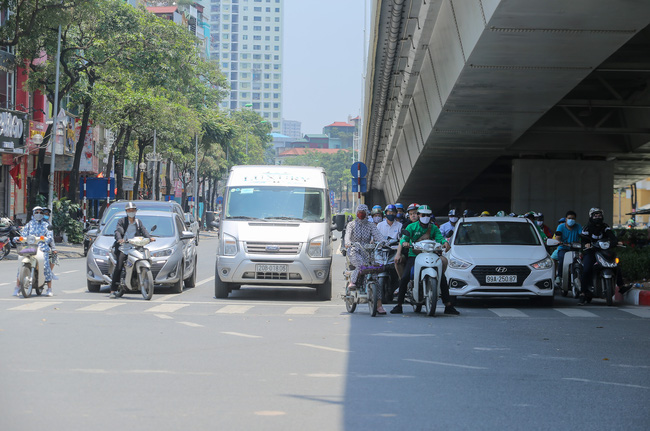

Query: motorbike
left=558, top=242, right=583, bottom=298
left=16, top=235, right=50, bottom=298
left=342, top=241, right=386, bottom=317
left=375, top=238, right=400, bottom=303
left=83, top=218, right=100, bottom=257
left=0, top=223, right=20, bottom=260
left=584, top=238, right=620, bottom=306
left=102, top=236, right=155, bottom=300
left=402, top=236, right=444, bottom=317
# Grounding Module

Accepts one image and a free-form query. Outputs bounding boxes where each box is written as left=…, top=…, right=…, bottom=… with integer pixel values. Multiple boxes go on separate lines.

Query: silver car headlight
left=308, top=236, right=324, bottom=258
left=223, top=233, right=238, bottom=256
left=448, top=255, right=471, bottom=270
left=152, top=249, right=173, bottom=258
left=92, top=246, right=110, bottom=257
left=531, top=256, right=553, bottom=270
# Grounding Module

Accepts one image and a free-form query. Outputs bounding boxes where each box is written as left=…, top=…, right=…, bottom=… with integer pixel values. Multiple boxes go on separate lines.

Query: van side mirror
left=334, top=214, right=346, bottom=232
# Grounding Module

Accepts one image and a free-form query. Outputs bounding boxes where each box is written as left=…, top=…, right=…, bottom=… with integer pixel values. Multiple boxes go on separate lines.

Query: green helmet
left=417, top=204, right=432, bottom=215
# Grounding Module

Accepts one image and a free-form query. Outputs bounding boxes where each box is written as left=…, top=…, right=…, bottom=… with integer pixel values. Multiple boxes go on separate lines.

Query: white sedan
left=445, top=217, right=557, bottom=306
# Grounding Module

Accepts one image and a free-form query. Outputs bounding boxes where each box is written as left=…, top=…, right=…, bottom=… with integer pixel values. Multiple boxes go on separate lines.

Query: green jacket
left=400, top=222, right=446, bottom=257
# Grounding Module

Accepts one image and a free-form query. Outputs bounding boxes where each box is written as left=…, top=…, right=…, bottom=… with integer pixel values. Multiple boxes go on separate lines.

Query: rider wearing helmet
left=391, top=204, right=459, bottom=315
left=524, top=211, right=547, bottom=241
left=371, top=205, right=383, bottom=224
left=377, top=204, right=402, bottom=240
left=535, top=212, right=553, bottom=238
left=440, top=209, right=459, bottom=239
left=553, top=210, right=582, bottom=287
left=395, top=203, right=405, bottom=223
left=404, top=203, right=419, bottom=228
left=109, top=202, right=155, bottom=298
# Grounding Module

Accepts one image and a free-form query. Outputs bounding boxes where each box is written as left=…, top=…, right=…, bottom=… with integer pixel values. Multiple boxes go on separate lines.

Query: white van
left=215, top=165, right=336, bottom=299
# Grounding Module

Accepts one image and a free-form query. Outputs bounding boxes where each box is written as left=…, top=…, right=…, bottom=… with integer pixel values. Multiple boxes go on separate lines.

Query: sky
left=282, top=0, right=368, bottom=135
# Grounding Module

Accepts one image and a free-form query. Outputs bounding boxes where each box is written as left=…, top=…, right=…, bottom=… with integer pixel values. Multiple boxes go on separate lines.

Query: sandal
left=377, top=305, right=386, bottom=315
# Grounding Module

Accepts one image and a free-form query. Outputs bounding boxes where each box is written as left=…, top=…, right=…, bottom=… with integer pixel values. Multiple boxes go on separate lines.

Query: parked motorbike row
left=0, top=218, right=22, bottom=261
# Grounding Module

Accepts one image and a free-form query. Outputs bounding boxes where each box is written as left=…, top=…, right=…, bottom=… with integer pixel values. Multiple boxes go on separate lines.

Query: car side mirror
left=546, top=238, right=559, bottom=247
left=334, top=214, right=346, bottom=232
left=181, top=231, right=195, bottom=241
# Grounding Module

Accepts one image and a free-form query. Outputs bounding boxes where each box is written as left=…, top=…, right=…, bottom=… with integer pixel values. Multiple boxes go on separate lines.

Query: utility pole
left=47, top=24, right=63, bottom=210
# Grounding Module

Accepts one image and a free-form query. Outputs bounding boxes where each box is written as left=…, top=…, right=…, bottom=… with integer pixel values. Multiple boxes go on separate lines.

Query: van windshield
left=225, top=186, right=325, bottom=222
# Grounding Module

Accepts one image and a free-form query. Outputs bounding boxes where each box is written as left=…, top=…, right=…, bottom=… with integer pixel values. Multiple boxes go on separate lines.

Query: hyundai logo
left=495, top=267, right=508, bottom=273
left=266, top=245, right=280, bottom=251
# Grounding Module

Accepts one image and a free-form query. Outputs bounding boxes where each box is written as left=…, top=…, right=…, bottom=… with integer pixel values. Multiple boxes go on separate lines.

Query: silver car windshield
left=225, top=186, right=325, bottom=222
left=102, top=215, right=175, bottom=237
left=454, top=222, right=541, bottom=246
left=101, top=203, right=175, bottom=225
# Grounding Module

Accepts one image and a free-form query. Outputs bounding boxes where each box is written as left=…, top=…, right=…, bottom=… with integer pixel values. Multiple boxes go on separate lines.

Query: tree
left=0, top=0, right=80, bottom=48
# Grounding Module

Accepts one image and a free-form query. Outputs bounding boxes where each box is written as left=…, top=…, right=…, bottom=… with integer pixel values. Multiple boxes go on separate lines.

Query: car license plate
left=486, top=275, right=517, bottom=283
left=256, top=264, right=287, bottom=273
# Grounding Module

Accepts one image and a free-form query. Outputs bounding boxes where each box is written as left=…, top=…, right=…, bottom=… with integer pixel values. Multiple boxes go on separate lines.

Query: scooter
left=558, top=242, right=583, bottom=298
left=375, top=238, right=399, bottom=303
left=0, top=224, right=20, bottom=260
left=16, top=235, right=50, bottom=298
left=585, top=239, right=619, bottom=306
left=102, top=237, right=155, bottom=300
left=403, top=236, right=444, bottom=317
left=342, top=241, right=385, bottom=317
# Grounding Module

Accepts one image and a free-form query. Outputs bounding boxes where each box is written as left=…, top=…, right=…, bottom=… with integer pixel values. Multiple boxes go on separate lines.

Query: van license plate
left=256, top=264, right=287, bottom=273
left=486, top=275, right=517, bottom=283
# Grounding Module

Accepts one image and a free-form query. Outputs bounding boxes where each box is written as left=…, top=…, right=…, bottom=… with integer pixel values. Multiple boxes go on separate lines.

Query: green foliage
left=52, top=199, right=84, bottom=244
left=613, top=228, right=649, bottom=249
left=618, top=247, right=650, bottom=283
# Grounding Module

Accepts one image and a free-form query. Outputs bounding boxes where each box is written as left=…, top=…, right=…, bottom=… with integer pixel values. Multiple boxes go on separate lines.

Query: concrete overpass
left=362, top=0, right=650, bottom=224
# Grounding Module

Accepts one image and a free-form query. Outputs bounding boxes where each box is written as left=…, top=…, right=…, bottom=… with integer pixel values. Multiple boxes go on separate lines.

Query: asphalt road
left=1, top=235, right=649, bottom=431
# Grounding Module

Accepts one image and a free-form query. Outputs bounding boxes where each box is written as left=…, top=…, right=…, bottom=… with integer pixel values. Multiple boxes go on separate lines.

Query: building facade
left=282, top=118, right=301, bottom=140
left=208, top=0, right=284, bottom=131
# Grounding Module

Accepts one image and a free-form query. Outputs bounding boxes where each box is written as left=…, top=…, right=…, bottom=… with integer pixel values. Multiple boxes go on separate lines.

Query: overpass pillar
left=511, top=160, right=614, bottom=227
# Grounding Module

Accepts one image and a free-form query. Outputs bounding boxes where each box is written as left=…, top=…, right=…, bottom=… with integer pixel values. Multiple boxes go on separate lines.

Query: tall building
left=208, top=0, right=284, bottom=131
left=282, top=119, right=301, bottom=140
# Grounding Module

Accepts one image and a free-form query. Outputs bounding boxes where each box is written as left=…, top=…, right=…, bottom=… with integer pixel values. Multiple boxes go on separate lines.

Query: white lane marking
left=60, top=270, right=80, bottom=274
left=306, top=373, right=345, bottom=378
left=62, top=288, right=87, bottom=294
left=611, top=364, right=650, bottom=369
left=216, top=305, right=253, bottom=314
left=0, top=282, right=10, bottom=286
left=405, top=359, right=488, bottom=370
left=154, top=314, right=174, bottom=320
left=76, top=302, right=125, bottom=312
left=8, top=302, right=62, bottom=311
left=144, top=303, right=189, bottom=313
left=179, top=321, right=203, bottom=328
left=196, top=276, right=215, bottom=287
left=373, top=333, right=436, bottom=338
left=153, top=294, right=182, bottom=302
left=295, top=343, right=349, bottom=353
left=285, top=306, right=317, bottom=315
left=620, top=308, right=650, bottom=318
left=354, top=374, right=416, bottom=379
left=488, top=308, right=528, bottom=318
left=221, top=331, right=262, bottom=339
left=473, top=347, right=510, bottom=351
left=554, top=308, right=598, bottom=318
left=563, top=378, right=650, bottom=390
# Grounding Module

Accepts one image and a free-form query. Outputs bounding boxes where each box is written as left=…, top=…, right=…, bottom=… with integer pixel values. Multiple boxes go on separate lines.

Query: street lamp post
left=47, top=24, right=63, bottom=210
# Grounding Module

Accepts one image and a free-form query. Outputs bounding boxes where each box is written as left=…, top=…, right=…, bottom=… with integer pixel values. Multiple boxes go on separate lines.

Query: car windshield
left=101, top=203, right=174, bottom=225
left=225, top=186, right=325, bottom=222
left=454, top=221, right=541, bottom=246
left=102, top=215, right=175, bottom=238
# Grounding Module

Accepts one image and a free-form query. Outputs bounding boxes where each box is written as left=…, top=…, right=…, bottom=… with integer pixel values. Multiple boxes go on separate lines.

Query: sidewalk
left=619, top=286, right=650, bottom=306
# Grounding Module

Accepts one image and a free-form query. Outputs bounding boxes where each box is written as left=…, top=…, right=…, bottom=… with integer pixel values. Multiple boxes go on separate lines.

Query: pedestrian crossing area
left=1, top=298, right=649, bottom=319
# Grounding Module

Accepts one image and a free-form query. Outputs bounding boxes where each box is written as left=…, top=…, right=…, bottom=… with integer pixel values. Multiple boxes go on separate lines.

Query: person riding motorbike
left=371, top=205, right=383, bottom=224
left=553, top=210, right=582, bottom=286
left=377, top=204, right=402, bottom=240
left=109, top=202, right=155, bottom=298
left=41, top=207, right=58, bottom=277
left=524, top=211, right=547, bottom=241
left=535, top=212, right=553, bottom=238
left=344, top=204, right=386, bottom=314
left=390, top=205, right=459, bottom=315
left=440, top=209, right=459, bottom=239
left=12, top=206, right=57, bottom=297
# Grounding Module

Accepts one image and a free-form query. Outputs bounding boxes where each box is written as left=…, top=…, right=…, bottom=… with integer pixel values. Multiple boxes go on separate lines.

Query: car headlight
left=152, top=249, right=173, bottom=258
left=448, top=255, right=471, bottom=270
left=308, top=236, right=323, bottom=258
left=531, top=256, right=553, bottom=270
left=92, top=246, right=110, bottom=257
left=223, top=233, right=238, bottom=256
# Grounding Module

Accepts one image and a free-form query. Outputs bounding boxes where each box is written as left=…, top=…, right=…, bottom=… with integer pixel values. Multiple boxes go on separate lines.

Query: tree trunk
left=104, top=127, right=125, bottom=179
left=165, top=160, right=172, bottom=199
left=115, top=126, right=131, bottom=200
left=68, top=99, right=92, bottom=202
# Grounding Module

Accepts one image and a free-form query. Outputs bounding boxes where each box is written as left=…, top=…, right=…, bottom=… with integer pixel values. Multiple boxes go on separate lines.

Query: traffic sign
left=350, top=162, right=368, bottom=178
left=352, top=178, right=367, bottom=193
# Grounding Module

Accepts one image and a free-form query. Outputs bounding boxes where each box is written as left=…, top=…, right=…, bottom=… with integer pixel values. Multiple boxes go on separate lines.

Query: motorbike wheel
left=604, top=277, right=614, bottom=306
left=367, top=282, right=379, bottom=317
left=0, top=243, right=10, bottom=260
left=425, top=276, right=438, bottom=317
left=19, top=266, right=32, bottom=298
left=572, top=266, right=582, bottom=299
left=140, top=268, right=154, bottom=300
left=35, top=285, right=43, bottom=296
left=83, top=241, right=89, bottom=257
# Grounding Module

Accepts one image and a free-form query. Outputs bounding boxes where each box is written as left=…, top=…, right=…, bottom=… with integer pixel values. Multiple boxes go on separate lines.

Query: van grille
left=245, top=242, right=300, bottom=254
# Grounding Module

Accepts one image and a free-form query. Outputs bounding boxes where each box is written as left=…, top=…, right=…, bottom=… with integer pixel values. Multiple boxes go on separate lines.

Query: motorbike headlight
left=531, top=256, right=553, bottom=270
left=308, top=236, right=324, bottom=258
left=598, top=240, right=610, bottom=250
left=448, top=255, right=472, bottom=270
left=596, top=253, right=617, bottom=268
left=27, top=234, right=37, bottom=245
left=92, top=246, right=110, bottom=257
left=152, top=249, right=173, bottom=258
left=223, top=233, right=238, bottom=256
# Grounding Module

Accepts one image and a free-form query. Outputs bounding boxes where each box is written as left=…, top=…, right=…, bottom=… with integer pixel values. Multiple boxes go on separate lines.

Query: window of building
left=265, top=54, right=270, bottom=60
left=253, top=45, right=260, bottom=50
left=273, top=122, right=279, bottom=128
left=254, top=7, right=261, bottom=11
left=222, top=62, right=229, bottom=69
left=241, top=92, right=248, bottom=98
left=274, top=36, right=279, bottom=41
left=275, top=26, right=279, bottom=31
left=273, top=93, right=279, bottom=99
left=274, top=64, right=280, bottom=70
left=274, top=55, right=279, bottom=60
left=243, top=25, right=248, bottom=30
left=241, top=53, right=249, bottom=59
left=242, top=72, right=249, bottom=79
left=273, top=103, right=279, bottom=108
left=273, top=112, right=279, bottom=118
left=265, top=36, right=270, bottom=41
left=231, top=72, right=238, bottom=80
left=253, top=54, right=261, bottom=59
left=253, top=103, right=261, bottom=109
left=264, top=64, right=270, bottom=69
left=223, top=33, right=229, bottom=40
left=231, top=53, right=238, bottom=60
left=222, top=43, right=229, bottom=49
left=264, top=103, right=270, bottom=108
left=243, top=44, right=248, bottom=49
left=264, top=93, right=270, bottom=98
left=254, top=35, right=261, bottom=40
left=264, top=83, right=270, bottom=89
left=274, top=45, right=279, bottom=51
left=230, top=101, right=237, bottom=109
left=241, top=82, right=250, bottom=88
left=243, top=16, right=248, bottom=21
left=275, top=17, right=280, bottom=22
left=232, top=24, right=238, bottom=31
left=266, top=26, right=271, bottom=31
left=242, top=35, right=248, bottom=40
left=275, top=7, right=280, bottom=12
left=253, top=25, right=261, bottom=31
left=273, top=83, right=280, bottom=89
left=273, top=73, right=280, bottom=79
left=254, top=16, right=261, bottom=21
left=222, top=53, right=228, bottom=59
left=264, top=73, right=270, bottom=79
left=231, top=62, right=238, bottom=70
left=253, top=93, right=260, bottom=100
left=266, top=7, right=271, bottom=12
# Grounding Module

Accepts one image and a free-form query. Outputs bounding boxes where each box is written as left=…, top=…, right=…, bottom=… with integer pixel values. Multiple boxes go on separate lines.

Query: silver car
left=86, top=211, right=197, bottom=294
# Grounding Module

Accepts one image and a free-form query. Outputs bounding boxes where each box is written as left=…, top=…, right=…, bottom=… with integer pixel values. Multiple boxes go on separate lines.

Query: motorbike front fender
left=135, top=259, right=152, bottom=274
left=601, top=269, right=615, bottom=279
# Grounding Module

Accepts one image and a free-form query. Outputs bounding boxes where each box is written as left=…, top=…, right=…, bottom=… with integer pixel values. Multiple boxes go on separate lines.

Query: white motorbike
left=404, top=238, right=444, bottom=316
left=559, top=242, right=583, bottom=298
left=102, top=237, right=155, bottom=300
left=16, top=235, right=50, bottom=298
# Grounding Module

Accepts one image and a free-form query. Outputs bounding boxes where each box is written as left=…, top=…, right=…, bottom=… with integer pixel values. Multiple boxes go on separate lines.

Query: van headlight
left=448, top=255, right=471, bottom=270
left=223, top=233, right=238, bottom=256
left=531, top=256, right=553, bottom=270
left=308, top=236, right=324, bottom=258
left=92, top=246, right=110, bottom=257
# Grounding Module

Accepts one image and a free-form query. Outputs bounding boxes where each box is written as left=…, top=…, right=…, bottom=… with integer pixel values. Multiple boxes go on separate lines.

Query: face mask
left=396, top=213, right=404, bottom=221
left=356, top=212, right=366, bottom=220
left=449, top=217, right=458, bottom=223
left=419, top=216, right=430, bottom=225
left=386, top=214, right=396, bottom=222
left=43, top=215, right=50, bottom=221
left=127, top=211, right=136, bottom=219
left=33, top=213, right=44, bottom=221
left=536, top=221, right=543, bottom=226
left=373, top=216, right=382, bottom=223
left=566, top=219, right=576, bottom=227
left=592, top=217, right=603, bottom=225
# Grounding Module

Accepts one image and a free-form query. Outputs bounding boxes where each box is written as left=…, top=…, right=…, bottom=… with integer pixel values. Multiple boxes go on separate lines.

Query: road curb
left=620, top=288, right=650, bottom=306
